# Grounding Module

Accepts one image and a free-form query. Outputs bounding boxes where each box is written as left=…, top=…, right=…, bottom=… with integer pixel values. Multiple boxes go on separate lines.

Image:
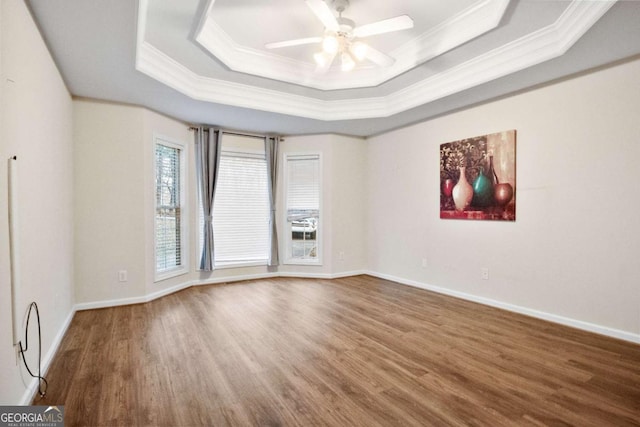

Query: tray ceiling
left=27, top=0, right=640, bottom=136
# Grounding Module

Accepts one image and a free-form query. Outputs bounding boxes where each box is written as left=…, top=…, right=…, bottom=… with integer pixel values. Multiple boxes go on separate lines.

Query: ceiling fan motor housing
left=266, top=0, right=410, bottom=71
left=337, top=17, right=355, bottom=35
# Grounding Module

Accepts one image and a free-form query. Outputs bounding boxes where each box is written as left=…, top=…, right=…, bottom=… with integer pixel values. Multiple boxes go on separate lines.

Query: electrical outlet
left=481, top=267, right=489, bottom=280
left=118, top=270, right=128, bottom=282
left=339, top=251, right=345, bottom=261
left=421, top=258, right=428, bottom=268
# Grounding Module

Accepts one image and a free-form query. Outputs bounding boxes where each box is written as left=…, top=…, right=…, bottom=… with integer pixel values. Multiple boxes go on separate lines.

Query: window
left=284, top=153, right=321, bottom=264
left=155, top=138, right=187, bottom=279
left=198, top=135, right=270, bottom=268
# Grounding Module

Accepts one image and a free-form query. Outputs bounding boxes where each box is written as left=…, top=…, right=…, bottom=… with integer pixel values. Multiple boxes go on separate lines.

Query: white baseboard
left=146, top=280, right=198, bottom=302
left=19, top=308, right=76, bottom=405
left=75, top=280, right=199, bottom=311
left=196, top=270, right=367, bottom=282
left=278, top=270, right=368, bottom=280
left=75, top=270, right=370, bottom=311
left=74, top=295, right=147, bottom=311
left=72, top=268, right=640, bottom=345
left=193, top=272, right=279, bottom=286
left=329, top=270, right=368, bottom=279
left=365, top=270, right=640, bottom=345
left=74, top=274, right=282, bottom=311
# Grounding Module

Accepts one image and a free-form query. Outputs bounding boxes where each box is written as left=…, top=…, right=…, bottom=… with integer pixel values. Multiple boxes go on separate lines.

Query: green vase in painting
left=472, top=167, right=494, bottom=207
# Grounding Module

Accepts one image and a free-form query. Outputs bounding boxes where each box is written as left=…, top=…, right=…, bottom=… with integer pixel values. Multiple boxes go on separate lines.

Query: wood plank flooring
left=37, top=275, right=640, bottom=426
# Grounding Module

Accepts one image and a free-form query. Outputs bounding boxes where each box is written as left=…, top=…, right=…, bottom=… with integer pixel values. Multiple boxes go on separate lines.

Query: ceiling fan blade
left=305, top=0, right=339, bottom=32
left=353, top=15, right=414, bottom=38
left=265, top=37, right=323, bottom=49
left=314, top=51, right=337, bottom=74
left=363, top=44, right=395, bottom=67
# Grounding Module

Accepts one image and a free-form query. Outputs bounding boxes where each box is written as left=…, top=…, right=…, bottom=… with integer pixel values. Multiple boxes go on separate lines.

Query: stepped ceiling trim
left=194, top=0, right=510, bottom=91
left=135, top=0, right=616, bottom=121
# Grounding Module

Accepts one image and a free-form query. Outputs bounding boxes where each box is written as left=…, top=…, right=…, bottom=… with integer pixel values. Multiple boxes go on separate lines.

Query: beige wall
left=73, top=109, right=369, bottom=301
left=74, top=101, right=146, bottom=303
left=328, top=135, right=368, bottom=273
left=366, top=58, right=640, bottom=340
left=74, top=101, right=192, bottom=304
left=0, top=1, right=74, bottom=404
left=276, top=134, right=368, bottom=277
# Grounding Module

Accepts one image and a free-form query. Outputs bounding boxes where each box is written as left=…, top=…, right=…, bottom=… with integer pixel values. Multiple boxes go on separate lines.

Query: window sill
left=284, top=259, right=323, bottom=266
left=203, top=260, right=268, bottom=271
left=155, top=266, right=188, bottom=282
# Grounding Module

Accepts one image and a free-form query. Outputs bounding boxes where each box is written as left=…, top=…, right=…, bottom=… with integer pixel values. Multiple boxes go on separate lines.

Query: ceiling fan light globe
left=341, top=52, right=356, bottom=72
left=322, top=35, right=339, bottom=54
left=314, top=51, right=329, bottom=67
left=351, top=41, right=368, bottom=61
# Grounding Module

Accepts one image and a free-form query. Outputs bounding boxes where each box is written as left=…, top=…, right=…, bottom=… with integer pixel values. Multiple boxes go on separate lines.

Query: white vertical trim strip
left=8, top=156, right=21, bottom=346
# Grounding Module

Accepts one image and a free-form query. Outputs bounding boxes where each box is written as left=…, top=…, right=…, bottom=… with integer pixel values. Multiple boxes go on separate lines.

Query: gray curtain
left=195, top=127, right=221, bottom=271
left=265, top=136, right=279, bottom=267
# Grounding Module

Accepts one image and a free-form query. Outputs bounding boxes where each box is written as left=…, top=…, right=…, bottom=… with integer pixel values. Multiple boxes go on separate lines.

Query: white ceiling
left=193, top=0, right=493, bottom=90
left=27, top=0, right=640, bottom=137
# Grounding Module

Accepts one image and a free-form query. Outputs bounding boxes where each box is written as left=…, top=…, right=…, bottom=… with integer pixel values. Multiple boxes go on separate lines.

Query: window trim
left=197, top=146, right=271, bottom=270
left=283, top=152, right=322, bottom=266
left=154, top=134, right=189, bottom=282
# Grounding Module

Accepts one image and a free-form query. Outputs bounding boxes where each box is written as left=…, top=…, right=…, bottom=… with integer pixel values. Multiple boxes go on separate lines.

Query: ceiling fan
left=265, top=0, right=414, bottom=72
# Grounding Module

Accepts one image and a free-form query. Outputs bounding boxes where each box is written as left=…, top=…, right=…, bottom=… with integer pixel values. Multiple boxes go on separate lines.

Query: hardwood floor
left=38, top=275, right=640, bottom=426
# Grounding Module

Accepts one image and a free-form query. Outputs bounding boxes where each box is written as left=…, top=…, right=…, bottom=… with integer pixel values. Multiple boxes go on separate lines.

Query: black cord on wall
left=19, top=302, right=48, bottom=398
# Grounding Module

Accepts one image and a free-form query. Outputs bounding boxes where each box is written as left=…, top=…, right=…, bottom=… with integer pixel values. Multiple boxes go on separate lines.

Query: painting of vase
left=440, top=130, right=516, bottom=221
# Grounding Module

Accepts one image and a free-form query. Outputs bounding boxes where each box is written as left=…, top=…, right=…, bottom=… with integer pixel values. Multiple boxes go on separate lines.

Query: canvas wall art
left=440, top=130, right=516, bottom=221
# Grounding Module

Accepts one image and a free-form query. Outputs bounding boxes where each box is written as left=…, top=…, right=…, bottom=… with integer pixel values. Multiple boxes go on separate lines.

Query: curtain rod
left=188, top=127, right=282, bottom=140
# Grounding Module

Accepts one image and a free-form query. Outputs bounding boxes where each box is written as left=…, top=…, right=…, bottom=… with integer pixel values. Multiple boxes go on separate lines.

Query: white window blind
left=286, top=155, right=320, bottom=215
left=155, top=143, right=183, bottom=273
left=200, top=150, right=270, bottom=266
left=285, top=154, right=321, bottom=263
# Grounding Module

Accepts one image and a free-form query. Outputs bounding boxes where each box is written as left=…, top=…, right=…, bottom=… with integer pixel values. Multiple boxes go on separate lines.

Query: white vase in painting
left=452, top=166, right=473, bottom=211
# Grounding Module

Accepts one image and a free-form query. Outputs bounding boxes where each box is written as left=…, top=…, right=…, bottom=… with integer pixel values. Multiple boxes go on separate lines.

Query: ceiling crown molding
left=194, top=0, right=510, bottom=91
left=135, top=0, right=617, bottom=121
left=386, top=0, right=618, bottom=115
